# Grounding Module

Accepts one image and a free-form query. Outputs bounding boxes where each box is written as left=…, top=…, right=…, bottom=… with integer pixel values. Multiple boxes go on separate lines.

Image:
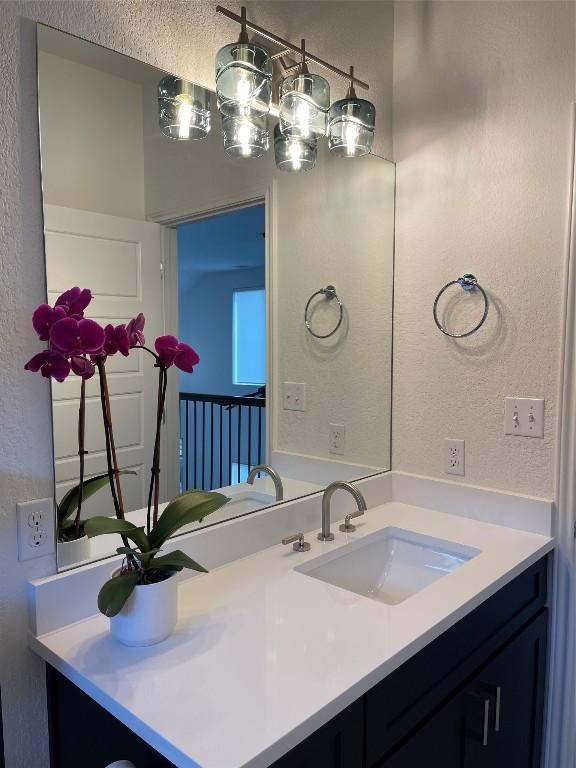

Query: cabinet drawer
left=366, top=556, right=548, bottom=766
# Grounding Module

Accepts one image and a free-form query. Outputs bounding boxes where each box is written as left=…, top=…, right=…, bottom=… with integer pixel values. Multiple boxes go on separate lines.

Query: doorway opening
left=177, top=204, right=266, bottom=492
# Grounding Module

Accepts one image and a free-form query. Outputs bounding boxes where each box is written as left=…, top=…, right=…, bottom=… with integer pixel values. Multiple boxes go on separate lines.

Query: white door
left=45, top=204, right=166, bottom=519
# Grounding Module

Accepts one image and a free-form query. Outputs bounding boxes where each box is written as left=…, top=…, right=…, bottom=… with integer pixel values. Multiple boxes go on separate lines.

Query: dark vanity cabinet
left=47, top=557, right=549, bottom=768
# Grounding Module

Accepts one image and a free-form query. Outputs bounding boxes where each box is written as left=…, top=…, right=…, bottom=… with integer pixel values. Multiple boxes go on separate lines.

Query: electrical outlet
left=17, top=498, right=55, bottom=560
left=329, top=423, right=346, bottom=455
left=445, top=438, right=465, bottom=476
left=504, top=397, right=544, bottom=438
left=282, top=382, right=306, bottom=411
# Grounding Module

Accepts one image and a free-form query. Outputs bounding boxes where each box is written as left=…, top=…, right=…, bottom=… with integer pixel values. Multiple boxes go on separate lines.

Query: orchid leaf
left=148, top=549, right=208, bottom=574
left=84, top=516, right=150, bottom=553
left=57, top=470, right=136, bottom=525
left=97, top=571, right=140, bottom=617
left=149, top=490, right=230, bottom=549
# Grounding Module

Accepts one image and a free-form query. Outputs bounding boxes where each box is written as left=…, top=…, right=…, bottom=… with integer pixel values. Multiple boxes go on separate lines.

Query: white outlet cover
left=445, top=438, right=465, bottom=476
left=17, top=498, right=55, bottom=560
left=329, top=423, right=346, bottom=455
left=504, top=397, right=544, bottom=438
left=282, top=382, right=306, bottom=411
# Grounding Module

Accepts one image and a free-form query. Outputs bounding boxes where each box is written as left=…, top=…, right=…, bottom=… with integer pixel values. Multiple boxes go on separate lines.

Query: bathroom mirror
left=35, top=25, right=394, bottom=571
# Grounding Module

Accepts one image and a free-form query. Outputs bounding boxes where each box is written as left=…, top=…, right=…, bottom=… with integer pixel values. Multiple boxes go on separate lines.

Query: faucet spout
left=319, top=481, right=367, bottom=541
left=247, top=464, right=284, bottom=502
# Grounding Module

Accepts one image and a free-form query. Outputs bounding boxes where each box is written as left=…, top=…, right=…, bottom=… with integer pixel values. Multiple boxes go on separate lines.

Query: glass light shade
left=279, top=72, right=330, bottom=139
left=274, top=124, right=317, bottom=172
left=328, top=98, right=376, bottom=157
left=158, top=76, right=211, bottom=140
left=222, top=114, right=269, bottom=159
left=215, top=43, right=273, bottom=118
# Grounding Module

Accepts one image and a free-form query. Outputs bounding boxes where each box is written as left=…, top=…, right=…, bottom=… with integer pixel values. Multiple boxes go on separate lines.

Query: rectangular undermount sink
left=296, top=527, right=480, bottom=605
left=225, top=490, right=276, bottom=516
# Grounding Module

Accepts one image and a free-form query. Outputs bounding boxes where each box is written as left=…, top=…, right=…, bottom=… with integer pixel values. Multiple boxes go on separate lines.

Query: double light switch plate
left=504, top=398, right=544, bottom=438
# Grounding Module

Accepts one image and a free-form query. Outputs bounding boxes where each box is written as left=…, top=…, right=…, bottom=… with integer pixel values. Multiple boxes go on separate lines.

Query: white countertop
left=31, top=501, right=553, bottom=768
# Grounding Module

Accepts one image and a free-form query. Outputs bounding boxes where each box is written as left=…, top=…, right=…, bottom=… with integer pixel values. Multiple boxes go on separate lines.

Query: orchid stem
left=73, top=377, right=86, bottom=539
left=146, top=366, right=167, bottom=535
left=96, top=358, right=132, bottom=558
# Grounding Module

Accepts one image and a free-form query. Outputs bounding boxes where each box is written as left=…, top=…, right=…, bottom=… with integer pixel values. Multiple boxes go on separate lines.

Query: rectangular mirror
left=35, top=25, right=394, bottom=570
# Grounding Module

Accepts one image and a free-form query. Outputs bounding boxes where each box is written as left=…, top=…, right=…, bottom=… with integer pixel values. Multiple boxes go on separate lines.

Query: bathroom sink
left=225, top=490, right=276, bottom=516
left=296, top=527, right=480, bottom=605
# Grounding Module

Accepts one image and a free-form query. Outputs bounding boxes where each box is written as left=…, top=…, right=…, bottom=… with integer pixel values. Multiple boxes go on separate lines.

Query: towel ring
left=433, top=274, right=488, bottom=338
left=304, top=285, right=344, bottom=339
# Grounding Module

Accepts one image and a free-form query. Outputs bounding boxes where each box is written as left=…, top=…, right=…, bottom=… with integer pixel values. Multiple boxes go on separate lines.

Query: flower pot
left=110, top=569, right=178, bottom=647
left=57, top=535, right=91, bottom=569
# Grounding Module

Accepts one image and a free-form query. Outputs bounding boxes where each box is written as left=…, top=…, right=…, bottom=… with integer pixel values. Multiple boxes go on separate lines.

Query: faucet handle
left=339, top=509, right=365, bottom=533
left=282, top=532, right=311, bottom=552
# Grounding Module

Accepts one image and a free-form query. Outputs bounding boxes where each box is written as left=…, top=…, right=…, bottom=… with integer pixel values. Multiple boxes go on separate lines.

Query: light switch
left=282, top=382, right=306, bottom=411
left=504, top=397, right=544, bottom=438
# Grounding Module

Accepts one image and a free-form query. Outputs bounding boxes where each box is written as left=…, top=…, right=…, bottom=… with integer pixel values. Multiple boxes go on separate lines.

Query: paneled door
left=45, top=204, right=166, bottom=519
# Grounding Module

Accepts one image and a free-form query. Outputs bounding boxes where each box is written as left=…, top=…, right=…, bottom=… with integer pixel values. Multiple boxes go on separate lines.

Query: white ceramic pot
left=110, top=569, right=178, bottom=647
left=57, top=535, right=91, bottom=569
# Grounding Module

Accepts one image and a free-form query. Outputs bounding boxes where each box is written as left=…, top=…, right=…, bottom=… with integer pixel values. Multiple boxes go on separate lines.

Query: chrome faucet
left=318, top=481, right=367, bottom=541
left=247, top=464, right=284, bottom=502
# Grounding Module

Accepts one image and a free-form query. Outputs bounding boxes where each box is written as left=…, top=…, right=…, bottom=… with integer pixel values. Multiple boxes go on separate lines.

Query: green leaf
left=149, top=490, right=230, bottom=549
left=84, top=516, right=150, bottom=553
left=97, top=571, right=140, bottom=617
left=148, top=549, right=208, bottom=574
left=57, top=471, right=136, bottom=525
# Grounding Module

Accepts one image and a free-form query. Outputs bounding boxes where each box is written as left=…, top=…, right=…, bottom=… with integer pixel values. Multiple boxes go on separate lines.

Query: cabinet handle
left=481, top=697, right=490, bottom=747
left=494, top=685, right=501, bottom=732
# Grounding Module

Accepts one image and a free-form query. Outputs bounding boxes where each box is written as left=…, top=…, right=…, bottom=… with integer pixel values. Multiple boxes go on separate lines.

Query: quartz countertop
left=30, top=501, right=553, bottom=768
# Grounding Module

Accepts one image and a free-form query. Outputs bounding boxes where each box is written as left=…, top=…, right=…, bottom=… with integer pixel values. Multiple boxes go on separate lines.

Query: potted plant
left=26, top=286, right=229, bottom=644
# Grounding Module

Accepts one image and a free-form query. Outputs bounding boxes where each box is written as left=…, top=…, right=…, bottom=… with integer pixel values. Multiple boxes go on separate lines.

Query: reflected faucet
left=318, top=481, right=367, bottom=541
left=247, top=464, right=284, bottom=502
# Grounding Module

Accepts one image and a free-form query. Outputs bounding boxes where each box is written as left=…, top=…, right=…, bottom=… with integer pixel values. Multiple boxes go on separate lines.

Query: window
left=233, top=288, right=266, bottom=385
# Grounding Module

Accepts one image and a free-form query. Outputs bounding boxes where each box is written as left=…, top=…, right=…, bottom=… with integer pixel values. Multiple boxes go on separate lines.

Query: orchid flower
left=126, top=313, right=145, bottom=347
left=24, top=349, right=71, bottom=382
left=54, top=287, right=93, bottom=317
left=154, top=335, right=200, bottom=373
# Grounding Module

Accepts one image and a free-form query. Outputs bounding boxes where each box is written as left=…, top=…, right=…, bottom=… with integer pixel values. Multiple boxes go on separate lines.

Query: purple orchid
left=50, top=317, right=106, bottom=356
left=155, top=335, right=200, bottom=373
left=103, top=324, right=130, bottom=357
left=54, top=287, right=93, bottom=318
left=126, top=313, right=145, bottom=347
left=70, top=355, right=96, bottom=379
left=32, top=304, right=67, bottom=341
left=24, top=350, right=71, bottom=382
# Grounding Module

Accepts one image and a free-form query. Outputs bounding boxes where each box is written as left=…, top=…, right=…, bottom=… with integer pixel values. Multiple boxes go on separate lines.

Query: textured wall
left=392, top=0, right=575, bottom=498
left=0, top=3, right=393, bottom=766
left=38, top=51, right=146, bottom=218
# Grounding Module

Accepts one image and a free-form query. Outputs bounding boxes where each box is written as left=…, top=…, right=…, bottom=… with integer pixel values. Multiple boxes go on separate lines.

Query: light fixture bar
left=215, top=5, right=370, bottom=91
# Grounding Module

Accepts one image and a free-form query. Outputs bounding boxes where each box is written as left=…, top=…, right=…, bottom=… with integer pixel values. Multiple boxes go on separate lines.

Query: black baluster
left=193, top=400, right=197, bottom=489
left=219, top=405, right=223, bottom=489
left=185, top=399, right=189, bottom=491
left=248, top=406, right=252, bottom=473
left=202, top=401, right=206, bottom=491
left=210, top=402, right=214, bottom=490
left=237, top=405, right=242, bottom=484
left=228, top=405, right=232, bottom=486
left=258, top=405, right=262, bottom=465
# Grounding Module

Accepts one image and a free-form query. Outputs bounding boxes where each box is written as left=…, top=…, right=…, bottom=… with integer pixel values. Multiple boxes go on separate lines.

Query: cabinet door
left=465, top=610, right=548, bottom=768
left=378, top=691, right=469, bottom=768
left=271, top=700, right=363, bottom=768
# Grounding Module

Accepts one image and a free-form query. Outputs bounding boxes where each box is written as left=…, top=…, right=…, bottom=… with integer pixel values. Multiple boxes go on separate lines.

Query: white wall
left=392, top=0, right=575, bottom=498
left=0, top=3, right=394, bottom=766
left=38, top=51, right=146, bottom=219
left=179, top=266, right=265, bottom=396
left=274, top=145, right=394, bottom=470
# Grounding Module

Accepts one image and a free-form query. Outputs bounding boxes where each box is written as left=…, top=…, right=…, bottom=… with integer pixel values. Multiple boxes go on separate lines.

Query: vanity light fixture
left=328, top=67, right=375, bottom=158
left=279, top=40, right=330, bottom=140
left=273, top=124, right=317, bottom=172
left=157, top=76, right=211, bottom=140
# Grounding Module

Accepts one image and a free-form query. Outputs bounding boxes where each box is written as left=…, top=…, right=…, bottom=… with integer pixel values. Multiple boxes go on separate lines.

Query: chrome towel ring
left=304, top=285, right=344, bottom=339
left=433, top=274, right=489, bottom=338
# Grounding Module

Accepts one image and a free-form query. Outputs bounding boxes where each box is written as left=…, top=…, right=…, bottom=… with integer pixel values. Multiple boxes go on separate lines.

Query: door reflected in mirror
left=36, top=24, right=394, bottom=571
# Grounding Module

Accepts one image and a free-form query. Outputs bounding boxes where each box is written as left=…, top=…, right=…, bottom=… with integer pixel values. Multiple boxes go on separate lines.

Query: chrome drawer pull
left=494, top=685, right=502, bottom=732
left=482, top=698, right=490, bottom=747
